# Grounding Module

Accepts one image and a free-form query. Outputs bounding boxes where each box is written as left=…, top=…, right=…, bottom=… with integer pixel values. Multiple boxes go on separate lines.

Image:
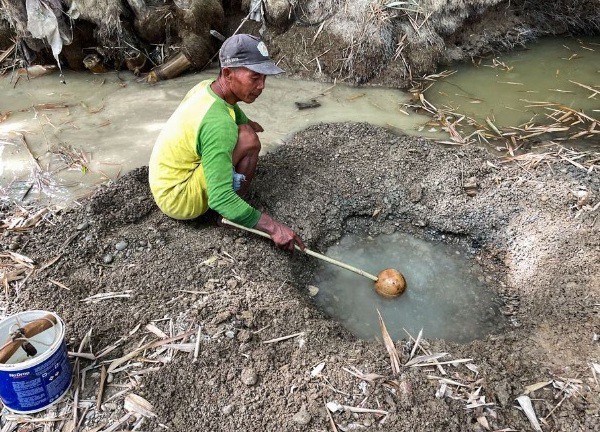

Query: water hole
left=311, top=232, right=507, bottom=343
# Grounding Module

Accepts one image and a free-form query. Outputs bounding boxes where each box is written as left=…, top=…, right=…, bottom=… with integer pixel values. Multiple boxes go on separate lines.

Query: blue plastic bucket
left=0, top=310, right=72, bottom=413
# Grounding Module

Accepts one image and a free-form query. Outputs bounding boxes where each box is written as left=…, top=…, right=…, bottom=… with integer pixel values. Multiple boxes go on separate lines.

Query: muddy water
left=2, top=37, right=597, bottom=206
left=311, top=233, right=506, bottom=343
left=427, top=37, right=600, bottom=137
left=0, top=70, right=437, bottom=206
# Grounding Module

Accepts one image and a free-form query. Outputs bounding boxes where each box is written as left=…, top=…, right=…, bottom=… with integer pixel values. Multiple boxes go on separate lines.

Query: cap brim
left=245, top=61, right=285, bottom=75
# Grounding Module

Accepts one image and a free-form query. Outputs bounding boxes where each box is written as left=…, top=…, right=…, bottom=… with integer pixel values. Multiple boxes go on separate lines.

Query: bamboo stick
left=220, top=219, right=378, bottom=281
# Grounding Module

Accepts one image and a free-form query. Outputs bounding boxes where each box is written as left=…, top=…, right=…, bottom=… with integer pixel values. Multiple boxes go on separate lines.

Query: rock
left=408, top=183, right=423, bottom=203
left=240, top=367, right=258, bottom=386
left=237, top=329, right=252, bottom=343
left=101, top=402, right=118, bottom=411
left=225, top=330, right=235, bottom=339
left=102, top=254, right=114, bottom=264
left=115, top=240, right=128, bottom=251
left=495, top=381, right=511, bottom=407
left=413, top=219, right=427, bottom=227
left=222, top=404, right=234, bottom=415
left=292, top=405, right=311, bottom=425
left=77, top=221, right=89, bottom=230
left=464, top=177, right=478, bottom=196
left=307, top=285, right=319, bottom=297
left=397, top=379, right=413, bottom=407
left=214, top=311, right=231, bottom=324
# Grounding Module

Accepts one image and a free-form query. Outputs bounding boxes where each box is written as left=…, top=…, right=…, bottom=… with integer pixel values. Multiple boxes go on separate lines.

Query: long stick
left=221, top=219, right=378, bottom=282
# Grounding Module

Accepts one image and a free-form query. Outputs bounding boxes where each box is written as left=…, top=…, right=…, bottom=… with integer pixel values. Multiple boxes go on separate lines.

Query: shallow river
left=1, top=36, right=597, bottom=206
left=427, top=36, right=599, bottom=144
left=0, top=69, right=436, bottom=205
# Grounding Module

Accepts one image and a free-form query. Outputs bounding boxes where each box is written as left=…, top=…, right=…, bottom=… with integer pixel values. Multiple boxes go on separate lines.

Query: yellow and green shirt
left=148, top=79, right=261, bottom=227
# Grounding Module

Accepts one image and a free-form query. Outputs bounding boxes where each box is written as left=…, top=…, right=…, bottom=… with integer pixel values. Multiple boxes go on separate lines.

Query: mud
left=4, top=123, right=599, bottom=430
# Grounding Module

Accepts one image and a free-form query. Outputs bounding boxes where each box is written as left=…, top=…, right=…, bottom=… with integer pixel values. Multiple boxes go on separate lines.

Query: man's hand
left=255, top=214, right=305, bottom=253
left=247, top=120, right=264, bottom=133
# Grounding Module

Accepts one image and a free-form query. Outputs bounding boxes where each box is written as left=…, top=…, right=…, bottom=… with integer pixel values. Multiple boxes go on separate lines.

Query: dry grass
left=49, top=143, right=91, bottom=175
left=405, top=71, right=600, bottom=173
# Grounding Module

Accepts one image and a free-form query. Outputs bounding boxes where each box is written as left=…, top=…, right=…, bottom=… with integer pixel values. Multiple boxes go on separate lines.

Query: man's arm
left=254, top=213, right=305, bottom=252
left=247, top=120, right=264, bottom=133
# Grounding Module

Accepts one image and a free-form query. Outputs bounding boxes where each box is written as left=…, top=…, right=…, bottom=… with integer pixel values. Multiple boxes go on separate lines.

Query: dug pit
left=310, top=230, right=507, bottom=343
left=5, top=122, right=599, bottom=431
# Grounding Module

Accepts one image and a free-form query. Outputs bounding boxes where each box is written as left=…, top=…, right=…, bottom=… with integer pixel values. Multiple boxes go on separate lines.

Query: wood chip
left=342, top=366, right=384, bottom=383
left=49, top=279, right=70, bottom=290
left=524, top=380, right=553, bottom=394
left=80, top=290, right=133, bottom=303
left=262, top=332, right=304, bottom=344
left=161, top=343, right=195, bottom=353
left=408, top=328, right=423, bottom=360
left=476, top=415, right=490, bottom=430
left=324, top=400, right=339, bottom=432
left=107, top=328, right=195, bottom=373
left=405, top=353, right=448, bottom=367
left=96, top=366, right=107, bottom=411
left=145, top=323, right=168, bottom=339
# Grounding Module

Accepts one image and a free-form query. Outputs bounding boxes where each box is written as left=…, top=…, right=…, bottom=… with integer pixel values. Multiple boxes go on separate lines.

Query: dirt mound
left=5, top=123, right=598, bottom=430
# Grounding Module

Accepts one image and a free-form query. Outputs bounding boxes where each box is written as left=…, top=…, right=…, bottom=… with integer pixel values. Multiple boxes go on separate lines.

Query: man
left=149, top=34, right=304, bottom=252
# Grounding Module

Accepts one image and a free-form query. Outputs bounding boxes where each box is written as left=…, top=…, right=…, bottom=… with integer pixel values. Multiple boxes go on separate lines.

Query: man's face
left=225, top=67, right=266, bottom=104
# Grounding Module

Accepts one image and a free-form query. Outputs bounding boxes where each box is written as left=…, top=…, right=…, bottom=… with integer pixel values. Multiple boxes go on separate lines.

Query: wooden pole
left=221, top=219, right=378, bottom=282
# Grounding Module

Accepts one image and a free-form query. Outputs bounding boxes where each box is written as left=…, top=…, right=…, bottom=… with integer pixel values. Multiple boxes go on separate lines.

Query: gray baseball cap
left=219, top=34, right=284, bottom=75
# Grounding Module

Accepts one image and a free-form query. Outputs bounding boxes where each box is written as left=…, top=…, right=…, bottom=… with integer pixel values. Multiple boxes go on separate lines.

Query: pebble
left=213, top=311, right=232, bottom=324
left=292, top=405, right=311, bottom=425
left=237, top=330, right=252, bottom=343
left=115, top=240, right=128, bottom=251
left=77, top=221, right=89, bottom=230
left=240, top=367, right=258, bottom=386
left=102, top=254, right=114, bottom=264
left=101, top=402, right=117, bottom=411
left=222, top=404, right=234, bottom=415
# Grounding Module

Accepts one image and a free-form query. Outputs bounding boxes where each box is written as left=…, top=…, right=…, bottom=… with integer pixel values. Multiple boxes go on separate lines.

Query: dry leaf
left=524, top=381, right=552, bottom=395
left=377, top=310, right=401, bottom=374
left=516, top=395, right=542, bottom=432
left=311, top=362, right=325, bottom=377
left=124, top=394, right=156, bottom=418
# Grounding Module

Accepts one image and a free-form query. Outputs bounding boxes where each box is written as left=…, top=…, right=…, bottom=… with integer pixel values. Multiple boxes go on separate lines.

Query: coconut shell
left=374, top=268, right=406, bottom=298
